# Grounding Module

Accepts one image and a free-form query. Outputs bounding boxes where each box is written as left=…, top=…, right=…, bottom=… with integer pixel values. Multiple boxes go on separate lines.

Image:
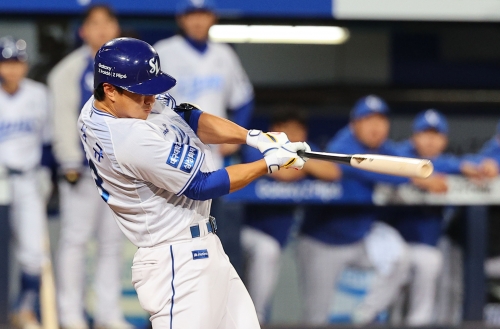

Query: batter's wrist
left=246, top=129, right=262, bottom=148
left=264, top=153, right=280, bottom=174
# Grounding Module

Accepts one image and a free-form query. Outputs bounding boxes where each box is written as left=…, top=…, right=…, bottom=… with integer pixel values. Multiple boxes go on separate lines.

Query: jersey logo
left=180, top=146, right=198, bottom=174
left=0, top=120, right=36, bottom=141
left=192, top=249, right=209, bottom=260
left=178, top=75, right=223, bottom=100
left=166, top=142, right=185, bottom=168
left=149, top=58, right=159, bottom=76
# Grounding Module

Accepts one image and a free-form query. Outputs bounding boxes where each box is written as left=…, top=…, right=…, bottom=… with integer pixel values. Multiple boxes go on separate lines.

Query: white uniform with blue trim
left=78, top=97, right=260, bottom=329
left=0, top=79, right=50, bottom=276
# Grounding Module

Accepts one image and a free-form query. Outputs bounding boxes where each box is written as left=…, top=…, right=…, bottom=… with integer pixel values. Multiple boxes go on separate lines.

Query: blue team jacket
left=390, top=140, right=464, bottom=246
left=300, top=126, right=408, bottom=245
left=476, top=136, right=500, bottom=162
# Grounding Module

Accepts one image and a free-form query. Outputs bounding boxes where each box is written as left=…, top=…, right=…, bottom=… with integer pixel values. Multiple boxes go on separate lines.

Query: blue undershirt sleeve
left=174, top=109, right=203, bottom=134
left=230, top=99, right=254, bottom=128
left=182, top=168, right=231, bottom=201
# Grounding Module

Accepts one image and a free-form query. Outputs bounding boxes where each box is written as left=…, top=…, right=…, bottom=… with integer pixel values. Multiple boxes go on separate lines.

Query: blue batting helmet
left=94, top=37, right=176, bottom=95
left=0, top=36, right=28, bottom=62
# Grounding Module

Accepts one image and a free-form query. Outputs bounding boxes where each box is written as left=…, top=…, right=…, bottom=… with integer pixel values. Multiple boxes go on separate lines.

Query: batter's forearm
left=227, top=159, right=268, bottom=193
left=196, top=112, right=248, bottom=145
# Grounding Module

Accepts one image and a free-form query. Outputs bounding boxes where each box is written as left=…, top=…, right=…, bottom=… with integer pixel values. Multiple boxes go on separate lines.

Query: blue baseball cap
left=176, top=0, right=216, bottom=15
left=0, top=36, right=28, bottom=62
left=412, top=109, right=449, bottom=134
left=350, top=95, right=389, bottom=121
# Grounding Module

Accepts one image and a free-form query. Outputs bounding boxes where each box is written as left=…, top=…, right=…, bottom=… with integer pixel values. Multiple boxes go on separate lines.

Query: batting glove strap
left=246, top=129, right=263, bottom=148
left=246, top=130, right=290, bottom=155
left=264, top=142, right=311, bottom=174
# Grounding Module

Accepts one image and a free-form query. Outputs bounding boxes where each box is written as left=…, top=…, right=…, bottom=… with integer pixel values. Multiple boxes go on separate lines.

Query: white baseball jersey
left=154, top=36, right=254, bottom=168
left=154, top=35, right=253, bottom=118
left=0, top=79, right=51, bottom=172
left=78, top=96, right=217, bottom=247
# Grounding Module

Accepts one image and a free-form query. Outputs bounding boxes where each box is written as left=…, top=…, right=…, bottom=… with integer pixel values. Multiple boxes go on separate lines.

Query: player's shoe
left=10, top=310, right=42, bottom=329
left=93, top=319, right=134, bottom=329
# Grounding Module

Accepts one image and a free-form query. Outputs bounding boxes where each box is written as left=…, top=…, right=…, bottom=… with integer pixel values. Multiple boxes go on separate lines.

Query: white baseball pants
left=241, top=226, right=282, bottom=323
left=132, top=226, right=260, bottom=329
left=57, top=176, right=125, bottom=326
left=9, top=171, right=47, bottom=275
left=405, top=243, right=443, bottom=326
left=297, top=231, right=409, bottom=325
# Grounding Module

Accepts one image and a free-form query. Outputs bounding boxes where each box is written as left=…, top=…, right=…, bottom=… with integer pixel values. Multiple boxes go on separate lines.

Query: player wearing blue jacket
left=241, top=110, right=340, bottom=323
left=390, top=109, right=495, bottom=325
left=466, top=122, right=500, bottom=278
left=297, top=96, right=445, bottom=325
left=473, top=121, right=500, bottom=174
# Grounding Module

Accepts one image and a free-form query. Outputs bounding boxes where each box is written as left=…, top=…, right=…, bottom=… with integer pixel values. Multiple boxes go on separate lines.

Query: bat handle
left=297, top=150, right=307, bottom=157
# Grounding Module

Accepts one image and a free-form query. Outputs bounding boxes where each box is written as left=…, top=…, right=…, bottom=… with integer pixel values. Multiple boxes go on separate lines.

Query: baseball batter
left=46, top=6, right=127, bottom=329
left=0, top=36, right=51, bottom=329
left=77, top=37, right=309, bottom=329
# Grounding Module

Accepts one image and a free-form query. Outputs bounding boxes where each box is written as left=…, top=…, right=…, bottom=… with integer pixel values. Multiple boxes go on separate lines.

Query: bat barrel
left=350, top=154, right=434, bottom=178
left=297, top=150, right=433, bottom=178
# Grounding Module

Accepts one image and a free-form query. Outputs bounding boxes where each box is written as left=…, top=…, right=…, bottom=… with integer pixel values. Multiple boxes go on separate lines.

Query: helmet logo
left=149, top=58, right=159, bottom=76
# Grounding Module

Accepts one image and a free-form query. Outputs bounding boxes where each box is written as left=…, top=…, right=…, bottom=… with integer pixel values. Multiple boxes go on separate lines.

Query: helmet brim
left=122, top=71, right=177, bottom=96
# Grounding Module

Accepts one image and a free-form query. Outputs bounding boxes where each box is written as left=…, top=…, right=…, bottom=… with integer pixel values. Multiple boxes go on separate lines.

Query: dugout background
left=2, top=2, right=500, bottom=328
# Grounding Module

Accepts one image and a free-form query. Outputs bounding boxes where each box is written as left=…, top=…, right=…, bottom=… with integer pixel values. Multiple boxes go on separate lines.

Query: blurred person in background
left=47, top=6, right=130, bottom=329
left=297, top=95, right=447, bottom=325
left=240, top=109, right=341, bottom=323
left=0, top=36, right=52, bottom=329
left=154, top=0, right=254, bottom=273
left=390, top=109, right=497, bottom=326
left=468, top=120, right=500, bottom=279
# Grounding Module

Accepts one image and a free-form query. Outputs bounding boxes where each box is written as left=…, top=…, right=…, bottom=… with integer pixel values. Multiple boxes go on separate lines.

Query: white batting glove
left=264, top=142, right=311, bottom=173
left=246, top=130, right=290, bottom=156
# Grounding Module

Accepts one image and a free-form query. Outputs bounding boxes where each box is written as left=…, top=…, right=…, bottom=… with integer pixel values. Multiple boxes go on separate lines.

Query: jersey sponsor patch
left=180, top=146, right=198, bottom=174
left=192, top=249, right=209, bottom=260
left=166, top=142, right=185, bottom=168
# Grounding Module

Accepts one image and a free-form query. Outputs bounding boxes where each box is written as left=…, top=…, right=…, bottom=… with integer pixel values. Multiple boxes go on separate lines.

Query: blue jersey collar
left=183, top=35, right=208, bottom=54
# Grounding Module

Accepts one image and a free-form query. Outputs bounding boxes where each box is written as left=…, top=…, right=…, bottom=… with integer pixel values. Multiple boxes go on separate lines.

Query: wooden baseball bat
left=41, top=231, right=58, bottom=329
left=298, top=150, right=433, bottom=178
